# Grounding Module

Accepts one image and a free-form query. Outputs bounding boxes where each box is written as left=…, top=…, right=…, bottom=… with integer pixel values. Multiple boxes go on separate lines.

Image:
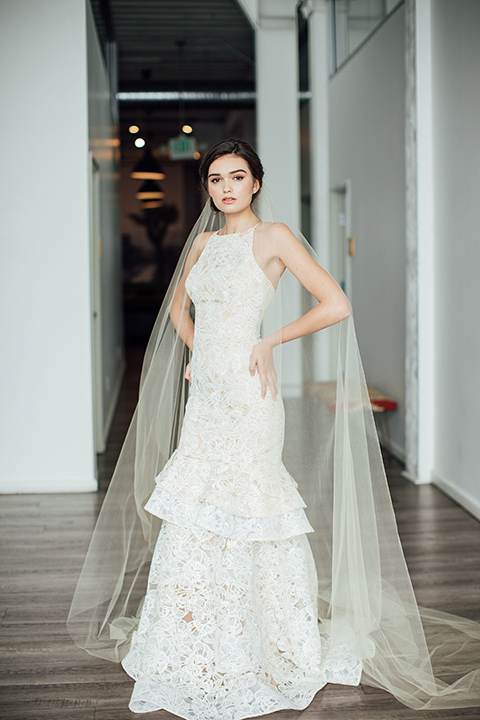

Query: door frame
left=89, top=152, right=105, bottom=467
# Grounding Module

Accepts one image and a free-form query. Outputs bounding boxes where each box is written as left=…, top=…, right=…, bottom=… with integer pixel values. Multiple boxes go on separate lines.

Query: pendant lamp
left=131, top=148, right=165, bottom=180
left=136, top=180, right=165, bottom=201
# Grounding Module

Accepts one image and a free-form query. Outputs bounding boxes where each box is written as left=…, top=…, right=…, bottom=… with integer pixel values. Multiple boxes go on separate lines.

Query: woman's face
left=207, top=153, right=260, bottom=214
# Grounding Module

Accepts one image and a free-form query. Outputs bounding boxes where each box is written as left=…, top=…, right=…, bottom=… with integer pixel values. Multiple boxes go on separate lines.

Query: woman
left=68, top=139, right=480, bottom=717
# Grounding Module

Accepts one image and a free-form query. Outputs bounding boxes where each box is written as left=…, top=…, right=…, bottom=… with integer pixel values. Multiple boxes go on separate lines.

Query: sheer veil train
left=67, top=177, right=480, bottom=711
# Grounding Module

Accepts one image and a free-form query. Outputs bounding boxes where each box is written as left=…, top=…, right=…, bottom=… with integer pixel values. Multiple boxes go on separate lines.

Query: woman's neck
left=219, top=209, right=259, bottom=235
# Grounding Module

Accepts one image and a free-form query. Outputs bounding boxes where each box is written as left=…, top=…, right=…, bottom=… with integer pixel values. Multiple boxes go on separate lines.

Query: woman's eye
left=234, top=176, right=245, bottom=181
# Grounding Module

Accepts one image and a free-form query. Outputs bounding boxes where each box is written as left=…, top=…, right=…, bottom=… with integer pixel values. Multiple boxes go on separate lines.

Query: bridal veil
left=67, top=181, right=480, bottom=710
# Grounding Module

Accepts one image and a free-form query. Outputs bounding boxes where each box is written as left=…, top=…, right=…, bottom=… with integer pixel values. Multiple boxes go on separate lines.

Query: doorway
left=89, top=153, right=105, bottom=472
left=329, top=182, right=352, bottom=299
left=328, top=182, right=352, bottom=377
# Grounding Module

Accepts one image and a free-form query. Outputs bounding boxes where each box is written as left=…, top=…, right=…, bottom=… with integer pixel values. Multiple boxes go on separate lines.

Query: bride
left=68, top=139, right=480, bottom=718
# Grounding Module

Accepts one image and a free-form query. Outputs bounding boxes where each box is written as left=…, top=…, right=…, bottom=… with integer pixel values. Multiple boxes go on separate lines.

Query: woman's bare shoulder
left=194, top=230, right=216, bottom=252
left=258, top=221, right=295, bottom=238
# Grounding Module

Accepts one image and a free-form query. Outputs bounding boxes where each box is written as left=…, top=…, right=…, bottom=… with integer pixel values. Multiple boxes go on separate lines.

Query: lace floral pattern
left=122, top=521, right=328, bottom=719
left=121, top=226, right=362, bottom=717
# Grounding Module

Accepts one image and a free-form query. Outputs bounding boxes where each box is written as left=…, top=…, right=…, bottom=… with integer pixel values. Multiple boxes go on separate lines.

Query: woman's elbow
left=336, top=296, right=351, bottom=322
left=342, top=299, right=351, bottom=319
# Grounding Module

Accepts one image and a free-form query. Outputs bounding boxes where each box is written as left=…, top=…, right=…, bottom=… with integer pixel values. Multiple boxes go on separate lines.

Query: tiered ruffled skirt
left=120, top=391, right=360, bottom=719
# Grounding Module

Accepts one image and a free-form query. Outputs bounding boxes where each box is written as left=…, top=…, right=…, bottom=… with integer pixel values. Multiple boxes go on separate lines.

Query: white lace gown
left=121, top=225, right=360, bottom=718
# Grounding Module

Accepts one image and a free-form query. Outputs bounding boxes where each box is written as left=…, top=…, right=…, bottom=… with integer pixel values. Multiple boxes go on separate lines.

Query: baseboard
left=0, top=476, right=98, bottom=494
left=432, top=471, right=480, bottom=521
left=401, top=470, right=432, bottom=485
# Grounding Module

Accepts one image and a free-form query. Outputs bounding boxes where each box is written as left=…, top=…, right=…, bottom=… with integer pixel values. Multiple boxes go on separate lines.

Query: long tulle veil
left=67, top=182, right=480, bottom=710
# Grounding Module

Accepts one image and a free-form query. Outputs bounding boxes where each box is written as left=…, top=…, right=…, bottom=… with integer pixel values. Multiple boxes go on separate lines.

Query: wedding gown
left=120, top=223, right=361, bottom=718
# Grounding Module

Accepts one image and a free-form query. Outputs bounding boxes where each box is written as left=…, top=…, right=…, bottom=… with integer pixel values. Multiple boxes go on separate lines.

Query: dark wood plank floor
left=1, top=344, right=480, bottom=720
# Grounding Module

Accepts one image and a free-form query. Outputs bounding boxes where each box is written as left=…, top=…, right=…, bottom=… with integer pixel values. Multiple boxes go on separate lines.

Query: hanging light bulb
left=129, top=125, right=140, bottom=134
left=182, top=124, right=193, bottom=134
left=134, top=137, right=146, bottom=148
left=136, top=180, right=165, bottom=200
left=131, top=147, right=166, bottom=180
left=142, top=199, right=163, bottom=209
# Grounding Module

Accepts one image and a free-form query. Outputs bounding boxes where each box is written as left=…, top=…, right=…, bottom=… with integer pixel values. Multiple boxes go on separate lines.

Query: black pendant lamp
left=135, top=180, right=165, bottom=200
left=131, top=147, right=165, bottom=180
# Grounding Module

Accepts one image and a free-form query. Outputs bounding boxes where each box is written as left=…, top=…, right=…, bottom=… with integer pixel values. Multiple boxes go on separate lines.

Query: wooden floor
left=1, top=344, right=480, bottom=720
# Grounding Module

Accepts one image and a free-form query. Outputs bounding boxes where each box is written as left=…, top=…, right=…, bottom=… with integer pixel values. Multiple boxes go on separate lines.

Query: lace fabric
left=121, top=521, right=361, bottom=719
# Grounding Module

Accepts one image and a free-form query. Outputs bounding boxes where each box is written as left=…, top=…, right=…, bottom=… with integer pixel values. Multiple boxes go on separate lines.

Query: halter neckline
left=215, top=221, right=261, bottom=238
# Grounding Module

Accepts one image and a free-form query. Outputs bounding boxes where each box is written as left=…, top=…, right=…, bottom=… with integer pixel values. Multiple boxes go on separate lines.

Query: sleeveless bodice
left=145, top=223, right=313, bottom=540
left=185, top=225, right=275, bottom=406
left=186, top=225, right=275, bottom=342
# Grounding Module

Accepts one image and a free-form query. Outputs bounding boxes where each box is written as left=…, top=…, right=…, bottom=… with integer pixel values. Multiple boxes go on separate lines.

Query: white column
left=256, top=0, right=300, bottom=225
left=0, top=0, right=96, bottom=492
left=404, top=0, right=434, bottom=484
left=256, top=0, right=302, bottom=395
left=302, top=0, right=331, bottom=381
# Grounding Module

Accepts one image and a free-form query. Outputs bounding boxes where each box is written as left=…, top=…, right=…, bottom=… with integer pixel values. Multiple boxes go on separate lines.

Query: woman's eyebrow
left=208, top=169, right=247, bottom=177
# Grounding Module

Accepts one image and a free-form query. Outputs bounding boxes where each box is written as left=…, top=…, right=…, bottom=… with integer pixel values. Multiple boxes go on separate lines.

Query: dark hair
left=199, top=138, right=264, bottom=212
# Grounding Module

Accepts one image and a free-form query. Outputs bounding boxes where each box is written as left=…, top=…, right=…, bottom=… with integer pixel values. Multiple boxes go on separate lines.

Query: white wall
left=328, top=6, right=406, bottom=457
left=0, top=0, right=119, bottom=493
left=431, top=0, right=480, bottom=518
left=86, top=3, right=123, bottom=441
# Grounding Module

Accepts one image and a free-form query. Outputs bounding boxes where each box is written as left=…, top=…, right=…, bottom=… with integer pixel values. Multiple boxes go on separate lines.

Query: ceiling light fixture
left=135, top=180, right=165, bottom=200
left=131, top=147, right=165, bottom=180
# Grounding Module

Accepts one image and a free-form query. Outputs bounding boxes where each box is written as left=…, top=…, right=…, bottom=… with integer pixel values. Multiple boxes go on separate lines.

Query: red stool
left=306, top=382, right=398, bottom=457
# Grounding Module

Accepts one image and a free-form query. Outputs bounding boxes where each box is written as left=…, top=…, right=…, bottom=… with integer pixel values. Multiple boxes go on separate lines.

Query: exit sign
left=168, top=136, right=197, bottom=160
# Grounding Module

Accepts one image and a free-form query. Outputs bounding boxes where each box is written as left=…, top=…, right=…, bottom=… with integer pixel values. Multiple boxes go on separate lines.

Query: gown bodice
left=185, top=224, right=276, bottom=343
left=184, top=225, right=276, bottom=406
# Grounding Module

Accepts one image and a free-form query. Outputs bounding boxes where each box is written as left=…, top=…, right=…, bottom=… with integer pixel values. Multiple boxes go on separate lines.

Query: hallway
left=1, top=346, right=479, bottom=720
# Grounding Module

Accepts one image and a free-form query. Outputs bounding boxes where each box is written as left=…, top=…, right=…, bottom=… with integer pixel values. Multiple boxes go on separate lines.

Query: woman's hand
left=249, top=339, right=278, bottom=400
left=185, top=360, right=192, bottom=383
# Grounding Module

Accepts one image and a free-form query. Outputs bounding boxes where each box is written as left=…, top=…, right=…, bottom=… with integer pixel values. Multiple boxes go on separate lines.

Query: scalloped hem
left=144, top=486, right=314, bottom=540
left=121, top=661, right=328, bottom=719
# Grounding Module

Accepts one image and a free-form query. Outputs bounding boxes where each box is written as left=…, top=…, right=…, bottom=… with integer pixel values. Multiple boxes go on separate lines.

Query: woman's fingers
left=269, top=370, right=278, bottom=400
left=259, top=367, right=278, bottom=400
left=249, top=341, right=278, bottom=400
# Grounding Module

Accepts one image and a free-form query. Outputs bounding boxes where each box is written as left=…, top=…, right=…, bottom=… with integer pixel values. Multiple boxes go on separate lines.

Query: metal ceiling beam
left=117, top=90, right=311, bottom=102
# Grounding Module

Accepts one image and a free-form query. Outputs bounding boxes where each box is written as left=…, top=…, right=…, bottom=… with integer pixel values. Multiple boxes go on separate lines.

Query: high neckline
left=216, top=221, right=261, bottom=238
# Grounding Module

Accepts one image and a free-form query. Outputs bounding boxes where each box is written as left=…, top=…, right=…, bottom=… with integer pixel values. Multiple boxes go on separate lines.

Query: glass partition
left=330, top=0, right=404, bottom=72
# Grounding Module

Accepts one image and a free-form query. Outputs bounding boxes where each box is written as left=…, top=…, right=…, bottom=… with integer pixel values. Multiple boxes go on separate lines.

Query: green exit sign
left=168, top=136, right=197, bottom=159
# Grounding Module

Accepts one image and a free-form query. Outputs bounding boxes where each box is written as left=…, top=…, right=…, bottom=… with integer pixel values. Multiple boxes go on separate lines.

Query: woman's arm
left=169, top=275, right=194, bottom=352
left=266, top=222, right=350, bottom=348
left=249, top=222, right=351, bottom=399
